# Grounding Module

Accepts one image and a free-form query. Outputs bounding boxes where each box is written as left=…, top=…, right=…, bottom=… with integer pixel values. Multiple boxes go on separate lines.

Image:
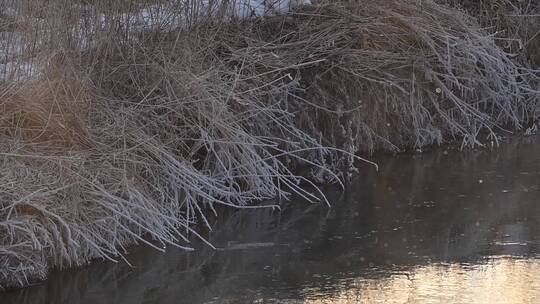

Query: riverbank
left=3, top=136, right=540, bottom=303
left=1, top=0, right=539, bottom=289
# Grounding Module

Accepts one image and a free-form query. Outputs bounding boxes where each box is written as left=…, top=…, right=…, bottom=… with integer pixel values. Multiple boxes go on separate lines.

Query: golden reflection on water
left=303, top=257, right=540, bottom=304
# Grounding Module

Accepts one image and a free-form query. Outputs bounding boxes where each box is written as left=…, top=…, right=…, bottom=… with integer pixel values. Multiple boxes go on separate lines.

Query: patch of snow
left=0, top=0, right=314, bottom=82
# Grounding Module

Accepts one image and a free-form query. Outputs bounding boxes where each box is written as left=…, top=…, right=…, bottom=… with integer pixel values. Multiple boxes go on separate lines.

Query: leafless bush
left=0, top=0, right=538, bottom=289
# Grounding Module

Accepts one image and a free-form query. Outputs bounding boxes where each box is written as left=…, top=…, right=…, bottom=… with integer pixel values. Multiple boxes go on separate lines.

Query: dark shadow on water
left=3, top=136, right=540, bottom=303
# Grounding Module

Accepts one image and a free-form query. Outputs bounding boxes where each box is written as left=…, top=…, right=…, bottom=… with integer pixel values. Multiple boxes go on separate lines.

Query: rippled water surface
left=3, top=137, right=540, bottom=303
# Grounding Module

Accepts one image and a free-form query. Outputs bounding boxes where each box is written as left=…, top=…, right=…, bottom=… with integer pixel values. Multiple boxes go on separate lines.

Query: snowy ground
left=0, top=0, right=312, bottom=81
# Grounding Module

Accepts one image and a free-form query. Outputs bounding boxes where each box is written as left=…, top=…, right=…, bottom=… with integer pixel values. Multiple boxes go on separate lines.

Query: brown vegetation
left=0, top=0, right=538, bottom=289
left=444, top=0, right=540, bottom=67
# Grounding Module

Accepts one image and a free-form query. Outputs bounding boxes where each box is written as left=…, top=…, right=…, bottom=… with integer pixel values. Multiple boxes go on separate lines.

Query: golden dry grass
left=0, top=79, right=88, bottom=147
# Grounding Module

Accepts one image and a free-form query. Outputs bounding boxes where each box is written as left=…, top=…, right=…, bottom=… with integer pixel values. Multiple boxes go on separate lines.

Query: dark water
left=3, top=137, right=540, bottom=304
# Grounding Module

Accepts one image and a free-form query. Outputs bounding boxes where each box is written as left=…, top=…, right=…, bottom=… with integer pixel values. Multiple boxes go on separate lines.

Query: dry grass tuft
left=217, top=0, right=538, bottom=152
left=0, top=78, right=88, bottom=147
left=443, top=0, right=540, bottom=67
left=0, top=0, right=538, bottom=289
